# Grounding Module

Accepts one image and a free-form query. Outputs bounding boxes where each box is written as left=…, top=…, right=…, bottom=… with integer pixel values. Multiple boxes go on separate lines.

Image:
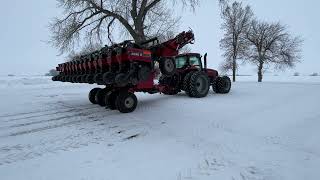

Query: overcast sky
left=0, top=0, right=319, bottom=76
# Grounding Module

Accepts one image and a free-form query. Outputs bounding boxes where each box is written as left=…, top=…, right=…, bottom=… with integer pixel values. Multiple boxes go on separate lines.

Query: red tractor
left=52, top=31, right=231, bottom=113
left=159, top=53, right=231, bottom=96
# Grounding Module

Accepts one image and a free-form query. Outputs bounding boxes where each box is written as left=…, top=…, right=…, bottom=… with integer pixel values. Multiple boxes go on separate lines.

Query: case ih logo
left=130, top=52, right=142, bottom=56
left=130, top=51, right=151, bottom=57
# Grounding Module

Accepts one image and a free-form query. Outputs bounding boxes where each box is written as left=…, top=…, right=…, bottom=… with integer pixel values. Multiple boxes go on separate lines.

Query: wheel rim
left=223, top=79, right=231, bottom=91
left=124, top=96, right=134, bottom=108
left=196, top=76, right=207, bottom=94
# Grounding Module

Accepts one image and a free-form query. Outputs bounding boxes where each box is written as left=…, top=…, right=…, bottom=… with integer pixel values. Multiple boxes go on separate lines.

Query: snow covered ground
left=0, top=75, right=320, bottom=180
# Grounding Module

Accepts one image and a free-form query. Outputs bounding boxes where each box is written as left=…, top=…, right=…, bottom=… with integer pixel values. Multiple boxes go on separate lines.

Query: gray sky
left=0, top=0, right=319, bottom=75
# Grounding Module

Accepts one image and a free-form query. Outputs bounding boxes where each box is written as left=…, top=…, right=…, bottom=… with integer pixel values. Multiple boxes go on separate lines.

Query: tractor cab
left=174, top=53, right=219, bottom=82
left=175, top=53, right=204, bottom=70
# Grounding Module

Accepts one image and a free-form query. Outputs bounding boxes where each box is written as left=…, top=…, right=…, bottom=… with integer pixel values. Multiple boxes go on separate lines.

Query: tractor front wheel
left=213, top=76, right=231, bottom=94
left=115, top=91, right=138, bottom=113
left=89, top=88, right=102, bottom=104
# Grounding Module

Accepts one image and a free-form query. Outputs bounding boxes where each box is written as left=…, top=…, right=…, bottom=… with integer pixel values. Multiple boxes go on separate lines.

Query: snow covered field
left=0, top=75, right=320, bottom=180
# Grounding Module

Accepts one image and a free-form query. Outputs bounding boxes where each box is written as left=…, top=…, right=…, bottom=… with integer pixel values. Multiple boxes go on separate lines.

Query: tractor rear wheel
left=189, top=71, right=210, bottom=98
left=159, top=58, right=176, bottom=76
left=95, top=88, right=110, bottom=106
left=89, top=88, right=101, bottom=104
left=115, top=91, right=138, bottom=113
left=105, top=91, right=120, bottom=110
left=183, top=71, right=195, bottom=97
left=213, top=76, right=231, bottom=94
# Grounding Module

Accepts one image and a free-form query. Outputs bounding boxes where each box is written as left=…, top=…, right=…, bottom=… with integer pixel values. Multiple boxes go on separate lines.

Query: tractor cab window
left=175, top=56, right=188, bottom=69
left=189, top=56, right=201, bottom=68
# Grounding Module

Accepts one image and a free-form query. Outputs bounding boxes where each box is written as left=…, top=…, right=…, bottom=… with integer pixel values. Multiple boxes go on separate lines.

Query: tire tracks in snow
left=0, top=106, right=100, bottom=130
left=0, top=115, right=149, bottom=166
left=2, top=106, right=97, bottom=123
left=0, top=103, right=94, bottom=121
left=0, top=107, right=108, bottom=138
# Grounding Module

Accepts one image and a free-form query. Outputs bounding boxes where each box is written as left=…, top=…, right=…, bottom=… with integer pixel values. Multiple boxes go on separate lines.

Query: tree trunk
left=258, top=62, right=263, bottom=82
left=232, top=56, right=236, bottom=82
left=132, top=16, right=146, bottom=44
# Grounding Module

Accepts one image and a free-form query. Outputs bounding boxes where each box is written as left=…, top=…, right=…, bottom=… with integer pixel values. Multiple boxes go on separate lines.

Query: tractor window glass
left=175, top=57, right=187, bottom=68
left=189, top=57, right=201, bottom=67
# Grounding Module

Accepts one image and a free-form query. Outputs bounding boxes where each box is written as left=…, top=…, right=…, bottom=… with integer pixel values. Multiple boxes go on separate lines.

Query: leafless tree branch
left=219, top=1, right=253, bottom=82
left=49, top=0, right=200, bottom=56
left=245, top=20, right=303, bottom=82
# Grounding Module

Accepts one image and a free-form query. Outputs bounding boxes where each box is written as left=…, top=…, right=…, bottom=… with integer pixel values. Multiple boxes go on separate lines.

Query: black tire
left=89, top=88, right=101, bottom=104
left=76, top=75, right=82, bottom=83
left=159, top=58, right=176, bottom=76
left=105, top=91, right=120, bottom=110
left=183, top=71, right=195, bottom=97
left=93, top=74, right=103, bottom=84
left=61, top=76, right=66, bottom=82
left=56, top=75, right=61, bottom=81
left=66, top=76, right=72, bottom=82
left=115, top=91, right=138, bottom=113
left=81, top=75, right=88, bottom=83
left=159, top=75, right=180, bottom=95
left=115, top=73, right=129, bottom=87
left=95, top=88, right=109, bottom=106
left=86, top=75, right=94, bottom=84
left=103, top=72, right=115, bottom=85
left=72, top=75, right=78, bottom=83
left=189, top=71, right=210, bottom=98
left=52, top=76, right=58, bottom=81
left=63, top=76, right=68, bottom=82
left=213, top=76, right=231, bottom=94
left=69, top=75, right=75, bottom=83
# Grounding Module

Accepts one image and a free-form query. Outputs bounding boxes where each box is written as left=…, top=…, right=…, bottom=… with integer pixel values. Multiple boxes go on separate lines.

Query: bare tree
left=49, top=0, right=199, bottom=54
left=245, top=20, right=303, bottom=82
left=219, top=0, right=253, bottom=82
